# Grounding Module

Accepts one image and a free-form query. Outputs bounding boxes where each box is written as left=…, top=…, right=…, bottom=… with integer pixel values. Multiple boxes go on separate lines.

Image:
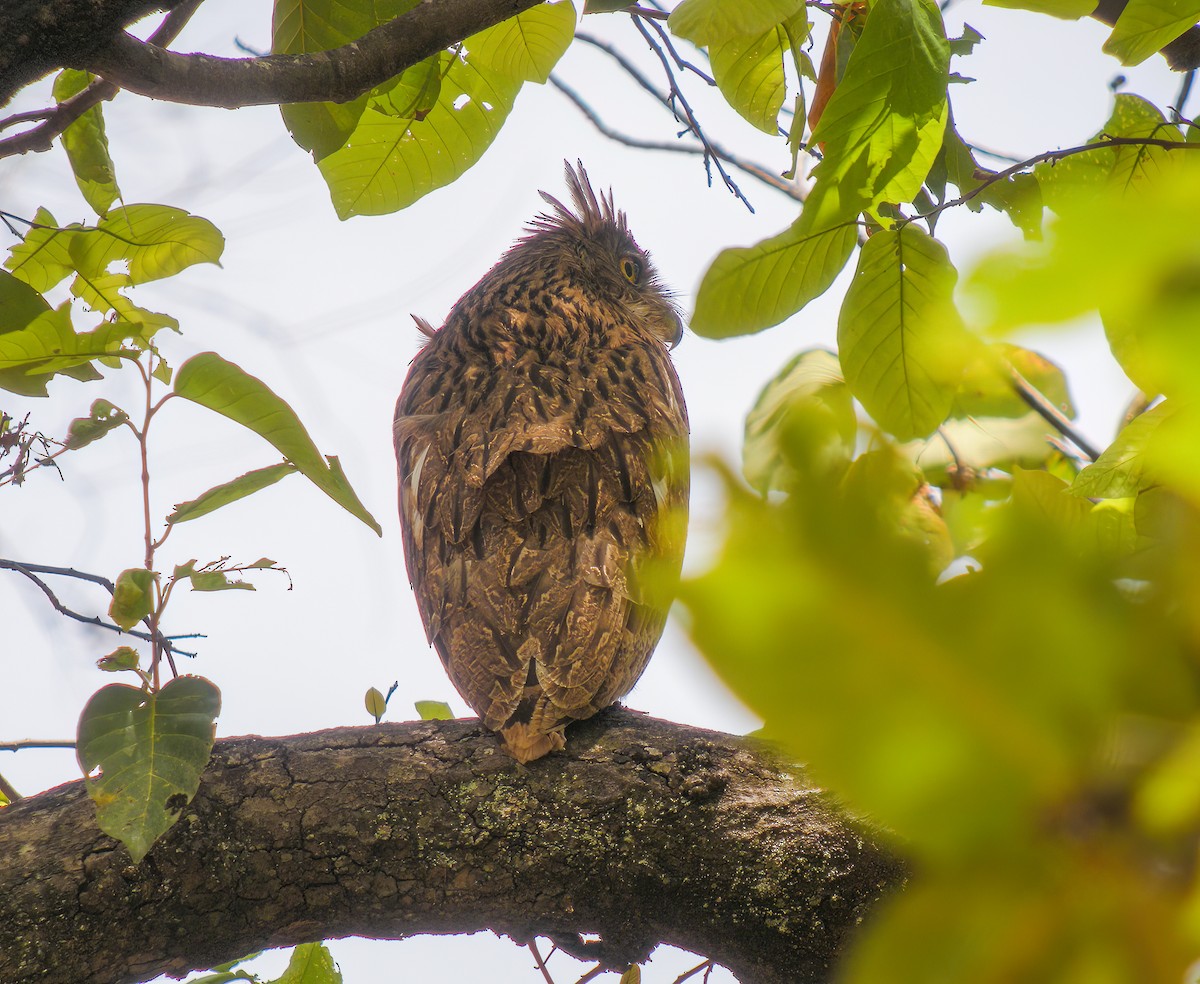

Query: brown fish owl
left=394, top=162, right=690, bottom=763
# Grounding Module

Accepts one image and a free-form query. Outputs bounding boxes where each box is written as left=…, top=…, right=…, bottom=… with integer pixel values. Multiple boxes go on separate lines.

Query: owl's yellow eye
left=619, top=257, right=641, bottom=283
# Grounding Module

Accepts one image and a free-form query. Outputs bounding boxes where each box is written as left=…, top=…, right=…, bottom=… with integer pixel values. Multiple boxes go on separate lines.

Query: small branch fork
left=0, top=559, right=201, bottom=664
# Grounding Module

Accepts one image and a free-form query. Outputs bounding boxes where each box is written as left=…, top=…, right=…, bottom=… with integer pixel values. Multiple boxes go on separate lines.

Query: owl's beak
left=667, top=309, right=685, bottom=349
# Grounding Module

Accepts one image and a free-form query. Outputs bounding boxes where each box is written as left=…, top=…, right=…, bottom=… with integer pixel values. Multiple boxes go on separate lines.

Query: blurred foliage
left=5, top=0, right=1200, bottom=981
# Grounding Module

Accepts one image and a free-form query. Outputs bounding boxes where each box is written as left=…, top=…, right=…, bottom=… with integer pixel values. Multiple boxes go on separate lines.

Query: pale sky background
left=0, top=3, right=1188, bottom=981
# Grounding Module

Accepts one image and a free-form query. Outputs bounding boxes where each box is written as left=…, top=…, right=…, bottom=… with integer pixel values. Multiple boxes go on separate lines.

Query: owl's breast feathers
left=394, top=301, right=689, bottom=763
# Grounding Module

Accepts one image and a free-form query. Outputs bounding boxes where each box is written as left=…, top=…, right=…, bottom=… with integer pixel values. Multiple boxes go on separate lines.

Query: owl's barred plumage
left=394, top=162, right=690, bottom=763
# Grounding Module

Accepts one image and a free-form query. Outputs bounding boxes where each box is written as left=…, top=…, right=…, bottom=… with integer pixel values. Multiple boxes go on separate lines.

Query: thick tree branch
left=0, top=0, right=181, bottom=107
left=0, top=0, right=201, bottom=158
left=74, top=0, right=545, bottom=110
left=0, top=709, right=904, bottom=984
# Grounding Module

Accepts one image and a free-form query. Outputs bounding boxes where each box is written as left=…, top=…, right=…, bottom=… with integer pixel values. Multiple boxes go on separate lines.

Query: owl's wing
left=395, top=337, right=688, bottom=759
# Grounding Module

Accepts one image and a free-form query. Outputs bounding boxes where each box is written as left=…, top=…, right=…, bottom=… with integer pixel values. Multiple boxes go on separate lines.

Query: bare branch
left=629, top=15, right=754, bottom=211
left=911, top=136, right=1200, bottom=226
left=0, top=740, right=77, bottom=752
left=549, top=74, right=804, bottom=200
left=0, top=559, right=200, bottom=659
left=71, top=0, right=544, bottom=110
left=1008, top=366, right=1102, bottom=462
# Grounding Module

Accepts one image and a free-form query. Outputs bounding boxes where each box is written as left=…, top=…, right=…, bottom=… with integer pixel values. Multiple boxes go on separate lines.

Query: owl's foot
left=500, top=722, right=567, bottom=763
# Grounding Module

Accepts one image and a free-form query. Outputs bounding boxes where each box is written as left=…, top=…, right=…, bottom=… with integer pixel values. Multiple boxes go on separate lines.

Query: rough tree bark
left=0, top=709, right=905, bottom=984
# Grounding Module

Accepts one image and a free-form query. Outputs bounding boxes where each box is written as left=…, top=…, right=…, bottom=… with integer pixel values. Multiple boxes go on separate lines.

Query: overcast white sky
left=0, top=3, right=1189, bottom=981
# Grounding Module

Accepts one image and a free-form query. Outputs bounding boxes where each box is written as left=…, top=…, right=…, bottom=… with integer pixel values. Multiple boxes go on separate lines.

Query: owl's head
left=522, top=160, right=684, bottom=349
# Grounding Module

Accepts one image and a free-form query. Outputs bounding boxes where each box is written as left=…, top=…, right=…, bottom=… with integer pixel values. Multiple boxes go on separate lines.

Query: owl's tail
left=500, top=722, right=567, bottom=764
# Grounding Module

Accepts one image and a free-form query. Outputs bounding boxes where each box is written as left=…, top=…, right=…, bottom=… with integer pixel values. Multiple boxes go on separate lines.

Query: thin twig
left=1008, top=365, right=1101, bottom=462
left=620, top=5, right=670, bottom=21
left=628, top=17, right=754, bottom=211
left=528, top=940, right=557, bottom=984
left=550, top=74, right=803, bottom=200
left=910, top=136, right=1200, bottom=225
left=639, top=14, right=716, bottom=86
left=672, top=959, right=715, bottom=984
left=0, top=0, right=203, bottom=160
left=0, top=739, right=76, bottom=751
left=0, top=559, right=200, bottom=658
left=573, top=33, right=799, bottom=206
left=570, top=965, right=607, bottom=984
left=0, top=773, right=21, bottom=802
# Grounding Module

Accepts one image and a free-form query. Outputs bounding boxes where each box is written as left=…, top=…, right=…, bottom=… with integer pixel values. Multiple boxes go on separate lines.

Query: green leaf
left=108, top=568, right=156, bottom=630
left=710, top=25, right=788, bottom=134
left=982, top=0, right=1093, bottom=15
left=668, top=0, right=803, bottom=46
left=52, top=69, right=122, bottom=216
left=971, top=156, right=1200, bottom=404
left=167, top=463, right=298, bottom=524
left=0, top=269, right=52, bottom=334
left=5, top=208, right=78, bottom=292
left=272, top=942, right=342, bottom=984
left=65, top=398, right=129, bottom=449
left=1070, top=401, right=1172, bottom=499
left=73, top=205, right=225, bottom=284
left=365, top=687, right=387, bottom=723
left=173, top=352, right=381, bottom=535
left=902, top=413, right=1069, bottom=485
left=76, top=676, right=221, bottom=862
left=1035, top=94, right=1182, bottom=217
left=618, top=966, right=641, bottom=984
left=952, top=343, right=1073, bottom=420
left=372, top=57, right=445, bottom=119
left=691, top=220, right=857, bottom=337
left=1103, top=0, right=1200, bottom=65
left=96, top=646, right=140, bottom=672
left=272, top=0, right=421, bottom=158
left=0, top=305, right=138, bottom=386
left=318, top=49, right=522, bottom=218
left=415, top=699, right=454, bottom=721
left=189, top=570, right=256, bottom=592
left=801, top=0, right=950, bottom=232
left=469, top=1, right=576, bottom=83
left=837, top=225, right=968, bottom=440
left=743, top=348, right=856, bottom=494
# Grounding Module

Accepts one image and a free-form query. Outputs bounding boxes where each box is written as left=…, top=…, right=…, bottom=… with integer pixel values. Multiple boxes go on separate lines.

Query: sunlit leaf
left=173, top=352, right=382, bottom=535
left=72, top=205, right=225, bottom=284
left=318, top=50, right=522, bottom=218
left=0, top=306, right=137, bottom=382
left=668, top=0, right=804, bottom=46
left=801, top=0, right=950, bottom=232
left=5, top=208, right=78, bottom=292
left=469, top=1, right=576, bottom=84
left=76, top=676, right=220, bottom=862
left=838, top=224, right=969, bottom=440
left=52, top=69, right=122, bottom=216
left=1103, top=0, right=1200, bottom=65
left=365, top=687, right=387, bottom=723
left=167, top=463, right=298, bottom=524
left=1035, top=94, right=1183, bottom=217
left=415, top=699, right=454, bottom=721
left=691, top=220, right=857, bottom=337
left=710, top=25, right=788, bottom=134
left=272, top=0, right=420, bottom=158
